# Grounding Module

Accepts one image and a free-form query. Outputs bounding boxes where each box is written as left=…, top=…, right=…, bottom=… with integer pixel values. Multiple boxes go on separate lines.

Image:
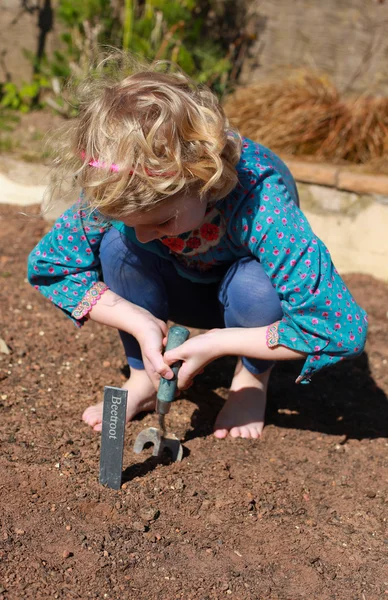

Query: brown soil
left=1, top=204, right=388, bottom=600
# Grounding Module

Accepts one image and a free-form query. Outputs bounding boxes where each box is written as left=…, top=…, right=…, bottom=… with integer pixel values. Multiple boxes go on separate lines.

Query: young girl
left=28, top=56, right=368, bottom=440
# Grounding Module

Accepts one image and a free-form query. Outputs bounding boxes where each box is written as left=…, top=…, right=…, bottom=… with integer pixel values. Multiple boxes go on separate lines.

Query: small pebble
left=62, top=550, right=73, bottom=559
left=366, top=490, right=376, bottom=498
left=139, top=508, right=160, bottom=522
left=132, top=521, right=146, bottom=532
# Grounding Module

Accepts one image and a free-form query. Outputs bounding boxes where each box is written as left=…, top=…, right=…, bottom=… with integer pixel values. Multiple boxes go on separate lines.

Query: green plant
left=1, top=0, right=247, bottom=117
left=0, top=74, right=50, bottom=113
left=53, top=0, right=236, bottom=96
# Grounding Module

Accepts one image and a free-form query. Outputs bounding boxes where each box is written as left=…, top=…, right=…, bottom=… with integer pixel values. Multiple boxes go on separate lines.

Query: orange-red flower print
left=161, top=237, right=185, bottom=252
left=186, top=236, right=201, bottom=249
left=200, top=223, right=219, bottom=241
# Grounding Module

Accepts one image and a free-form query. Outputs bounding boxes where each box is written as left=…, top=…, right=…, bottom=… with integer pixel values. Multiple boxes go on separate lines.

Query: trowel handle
left=157, top=325, right=190, bottom=405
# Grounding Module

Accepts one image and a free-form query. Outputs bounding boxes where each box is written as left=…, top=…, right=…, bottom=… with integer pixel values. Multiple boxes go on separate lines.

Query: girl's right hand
left=87, top=289, right=173, bottom=389
left=131, top=308, right=174, bottom=390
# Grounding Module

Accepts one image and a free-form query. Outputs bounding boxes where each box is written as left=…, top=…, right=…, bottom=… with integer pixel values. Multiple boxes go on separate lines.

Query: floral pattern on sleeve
left=228, top=165, right=368, bottom=383
left=28, top=201, right=111, bottom=326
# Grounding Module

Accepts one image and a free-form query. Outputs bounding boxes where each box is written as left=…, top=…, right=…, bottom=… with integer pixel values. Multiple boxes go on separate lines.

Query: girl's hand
left=163, top=329, right=224, bottom=389
left=87, top=289, right=172, bottom=390
left=131, top=309, right=174, bottom=390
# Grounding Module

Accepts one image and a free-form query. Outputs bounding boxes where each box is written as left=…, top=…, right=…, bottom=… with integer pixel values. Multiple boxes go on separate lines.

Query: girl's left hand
left=163, top=329, right=224, bottom=389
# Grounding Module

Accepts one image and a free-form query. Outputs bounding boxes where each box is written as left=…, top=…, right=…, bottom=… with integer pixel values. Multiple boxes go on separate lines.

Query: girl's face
left=121, top=190, right=208, bottom=244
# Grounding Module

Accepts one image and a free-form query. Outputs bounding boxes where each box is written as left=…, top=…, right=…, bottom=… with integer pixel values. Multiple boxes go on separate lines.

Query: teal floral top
left=28, top=138, right=368, bottom=383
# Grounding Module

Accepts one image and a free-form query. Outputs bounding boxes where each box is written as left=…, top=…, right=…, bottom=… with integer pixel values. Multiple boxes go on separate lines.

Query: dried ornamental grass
left=319, top=96, right=388, bottom=163
left=223, top=72, right=388, bottom=166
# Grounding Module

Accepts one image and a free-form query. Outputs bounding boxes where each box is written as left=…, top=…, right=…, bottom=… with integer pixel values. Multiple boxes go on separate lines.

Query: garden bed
left=0, top=204, right=387, bottom=600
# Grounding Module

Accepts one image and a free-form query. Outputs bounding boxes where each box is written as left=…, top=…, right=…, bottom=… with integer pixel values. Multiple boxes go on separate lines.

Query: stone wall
left=0, top=0, right=59, bottom=85
left=241, top=0, right=388, bottom=95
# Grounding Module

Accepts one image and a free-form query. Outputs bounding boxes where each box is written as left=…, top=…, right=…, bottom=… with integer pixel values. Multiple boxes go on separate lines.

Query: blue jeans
left=100, top=228, right=283, bottom=375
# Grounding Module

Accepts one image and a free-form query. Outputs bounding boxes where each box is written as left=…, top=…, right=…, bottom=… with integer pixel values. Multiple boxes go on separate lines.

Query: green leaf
left=176, top=45, right=195, bottom=75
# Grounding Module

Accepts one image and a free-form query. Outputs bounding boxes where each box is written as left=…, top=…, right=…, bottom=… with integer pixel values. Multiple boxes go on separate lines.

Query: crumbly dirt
left=0, top=204, right=387, bottom=600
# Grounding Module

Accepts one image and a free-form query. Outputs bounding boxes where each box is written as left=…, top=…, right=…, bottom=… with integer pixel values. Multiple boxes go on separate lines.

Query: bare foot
left=82, top=368, right=156, bottom=432
left=213, top=360, right=271, bottom=439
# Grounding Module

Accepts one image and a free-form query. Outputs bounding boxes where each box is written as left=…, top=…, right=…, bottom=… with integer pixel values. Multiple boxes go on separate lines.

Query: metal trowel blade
left=133, top=427, right=183, bottom=462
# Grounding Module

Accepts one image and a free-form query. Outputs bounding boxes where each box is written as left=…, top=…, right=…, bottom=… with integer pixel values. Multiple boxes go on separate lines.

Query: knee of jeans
left=220, top=258, right=283, bottom=328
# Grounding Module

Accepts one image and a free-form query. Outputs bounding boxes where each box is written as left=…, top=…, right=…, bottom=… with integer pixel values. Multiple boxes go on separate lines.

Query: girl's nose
left=134, top=226, right=158, bottom=244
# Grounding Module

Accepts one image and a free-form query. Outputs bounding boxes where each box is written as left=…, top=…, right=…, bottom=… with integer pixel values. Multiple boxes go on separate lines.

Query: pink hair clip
left=80, top=151, right=176, bottom=178
left=80, top=151, right=120, bottom=173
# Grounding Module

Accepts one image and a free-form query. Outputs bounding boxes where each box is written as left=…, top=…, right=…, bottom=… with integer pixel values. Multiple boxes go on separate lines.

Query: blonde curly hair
left=53, top=52, right=242, bottom=219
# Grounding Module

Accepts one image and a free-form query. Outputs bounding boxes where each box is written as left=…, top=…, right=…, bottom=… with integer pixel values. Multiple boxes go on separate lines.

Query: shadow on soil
left=121, top=446, right=191, bottom=483
left=119, top=349, right=387, bottom=482
left=183, top=351, right=388, bottom=442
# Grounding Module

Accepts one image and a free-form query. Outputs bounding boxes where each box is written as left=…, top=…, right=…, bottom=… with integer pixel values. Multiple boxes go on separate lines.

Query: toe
left=213, top=428, right=229, bottom=439
left=82, top=405, right=102, bottom=428
left=231, top=426, right=252, bottom=438
left=241, top=426, right=252, bottom=439
left=93, top=422, right=102, bottom=432
left=82, top=409, right=94, bottom=425
left=248, top=427, right=260, bottom=439
left=229, top=427, right=242, bottom=438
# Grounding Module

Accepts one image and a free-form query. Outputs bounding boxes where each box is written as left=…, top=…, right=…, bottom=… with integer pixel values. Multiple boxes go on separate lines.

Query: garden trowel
left=133, top=325, right=190, bottom=462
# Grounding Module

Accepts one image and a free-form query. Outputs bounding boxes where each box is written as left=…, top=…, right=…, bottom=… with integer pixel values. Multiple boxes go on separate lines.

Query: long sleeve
left=228, top=168, right=368, bottom=383
left=27, top=201, right=111, bottom=326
